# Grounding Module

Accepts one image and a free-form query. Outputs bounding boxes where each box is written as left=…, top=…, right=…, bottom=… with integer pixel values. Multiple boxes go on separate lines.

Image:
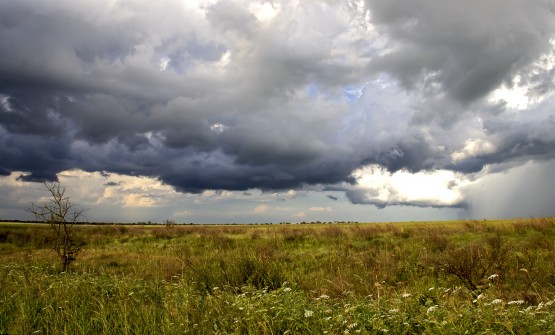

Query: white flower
left=491, top=299, right=503, bottom=305
left=427, top=305, right=439, bottom=314
left=508, top=300, right=525, bottom=305
left=283, top=287, right=292, bottom=292
left=402, top=293, right=411, bottom=298
left=319, top=294, right=330, bottom=299
left=304, top=310, right=314, bottom=318
left=347, top=322, right=358, bottom=329
left=488, top=274, right=499, bottom=280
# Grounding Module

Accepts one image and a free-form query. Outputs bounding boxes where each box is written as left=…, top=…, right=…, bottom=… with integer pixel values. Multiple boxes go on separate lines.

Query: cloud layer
left=1, top=0, right=554, bottom=217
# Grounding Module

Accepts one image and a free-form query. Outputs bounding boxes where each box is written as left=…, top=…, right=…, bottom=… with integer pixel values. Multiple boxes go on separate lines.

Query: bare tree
left=28, top=182, right=87, bottom=271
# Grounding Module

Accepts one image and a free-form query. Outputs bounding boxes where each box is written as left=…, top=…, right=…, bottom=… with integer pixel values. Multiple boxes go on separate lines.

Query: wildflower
left=488, top=274, right=499, bottom=280
left=508, top=300, right=525, bottom=305
left=401, top=293, right=411, bottom=298
left=347, top=322, right=358, bottom=329
left=319, top=294, right=330, bottom=299
left=427, top=306, right=439, bottom=314
left=304, top=310, right=314, bottom=318
left=283, top=287, right=292, bottom=292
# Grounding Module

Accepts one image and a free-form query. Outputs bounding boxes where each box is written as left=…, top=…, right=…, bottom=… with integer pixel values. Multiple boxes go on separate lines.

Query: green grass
left=2, top=218, right=555, bottom=334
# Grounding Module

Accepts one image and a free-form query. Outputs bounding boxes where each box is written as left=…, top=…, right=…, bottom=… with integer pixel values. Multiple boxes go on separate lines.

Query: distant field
left=2, top=218, right=555, bottom=334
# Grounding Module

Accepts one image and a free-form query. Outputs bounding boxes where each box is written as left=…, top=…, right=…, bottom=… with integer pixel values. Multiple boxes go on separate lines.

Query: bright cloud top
left=347, top=165, right=467, bottom=208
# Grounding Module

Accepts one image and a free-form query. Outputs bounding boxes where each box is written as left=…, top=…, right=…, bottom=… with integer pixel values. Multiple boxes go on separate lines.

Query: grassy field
left=2, top=218, right=555, bottom=334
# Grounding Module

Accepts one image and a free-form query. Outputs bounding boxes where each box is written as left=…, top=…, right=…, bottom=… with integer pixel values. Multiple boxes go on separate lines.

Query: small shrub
left=27, top=182, right=88, bottom=271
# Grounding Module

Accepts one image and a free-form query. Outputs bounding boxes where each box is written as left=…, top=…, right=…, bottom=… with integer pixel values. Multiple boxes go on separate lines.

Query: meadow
left=2, top=218, right=555, bottom=334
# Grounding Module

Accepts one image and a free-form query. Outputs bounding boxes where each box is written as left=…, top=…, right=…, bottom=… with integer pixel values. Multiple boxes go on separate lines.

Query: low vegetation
left=1, top=218, right=555, bottom=334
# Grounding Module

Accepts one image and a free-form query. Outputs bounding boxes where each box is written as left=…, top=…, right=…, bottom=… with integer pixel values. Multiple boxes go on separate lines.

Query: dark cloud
left=361, top=138, right=446, bottom=173
left=0, top=0, right=554, bottom=212
left=206, top=0, right=258, bottom=38
left=326, top=195, right=339, bottom=201
left=104, top=181, right=120, bottom=187
left=365, top=0, right=555, bottom=104
left=451, top=137, right=555, bottom=174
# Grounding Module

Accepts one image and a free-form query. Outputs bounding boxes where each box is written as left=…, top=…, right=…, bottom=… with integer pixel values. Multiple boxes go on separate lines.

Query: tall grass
left=1, top=218, right=555, bottom=334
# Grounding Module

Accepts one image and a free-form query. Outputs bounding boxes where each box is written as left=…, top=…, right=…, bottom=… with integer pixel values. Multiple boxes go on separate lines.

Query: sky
left=1, top=0, right=554, bottom=223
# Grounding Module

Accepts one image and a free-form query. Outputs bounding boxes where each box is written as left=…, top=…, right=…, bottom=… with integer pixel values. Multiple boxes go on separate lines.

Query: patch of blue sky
left=343, top=85, right=363, bottom=102
left=307, top=83, right=320, bottom=97
left=342, top=74, right=396, bottom=103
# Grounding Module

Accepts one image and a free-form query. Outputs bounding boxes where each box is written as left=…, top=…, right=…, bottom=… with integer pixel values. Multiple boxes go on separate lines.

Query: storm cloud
left=1, top=0, right=554, bottom=216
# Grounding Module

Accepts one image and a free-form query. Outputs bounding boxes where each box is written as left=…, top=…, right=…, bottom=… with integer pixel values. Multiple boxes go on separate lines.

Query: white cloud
left=309, top=206, right=332, bottom=212
left=173, top=210, right=192, bottom=217
left=0, top=94, right=14, bottom=112
left=122, top=193, right=158, bottom=207
left=285, top=189, right=297, bottom=198
left=292, top=211, right=306, bottom=218
left=488, top=40, right=554, bottom=111
left=348, top=165, right=468, bottom=207
left=210, top=123, right=228, bottom=133
left=254, top=204, right=269, bottom=213
left=248, top=2, right=280, bottom=23
left=451, top=138, right=496, bottom=162
left=159, top=57, right=171, bottom=71
left=57, top=169, right=179, bottom=208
